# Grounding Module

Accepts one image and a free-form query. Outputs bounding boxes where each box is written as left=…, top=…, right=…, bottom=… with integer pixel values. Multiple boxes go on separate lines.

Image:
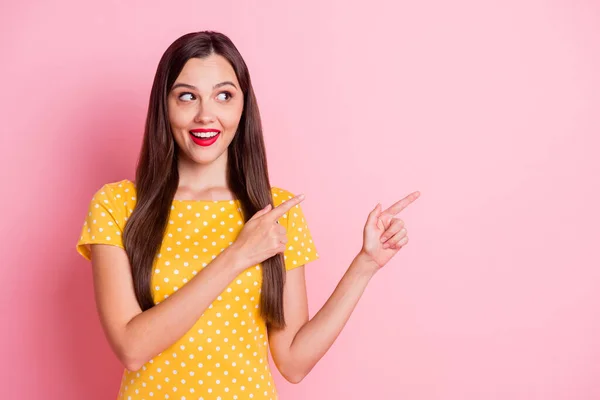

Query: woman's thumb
left=366, top=203, right=382, bottom=225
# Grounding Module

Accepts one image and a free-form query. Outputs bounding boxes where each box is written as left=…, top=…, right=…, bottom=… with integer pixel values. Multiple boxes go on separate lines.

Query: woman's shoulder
left=88, top=179, right=136, bottom=211
left=270, top=186, right=298, bottom=206
left=95, top=178, right=136, bottom=196
left=96, top=181, right=293, bottom=204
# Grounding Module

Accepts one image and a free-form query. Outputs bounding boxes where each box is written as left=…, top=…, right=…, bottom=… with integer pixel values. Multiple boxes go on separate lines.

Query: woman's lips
left=189, top=131, right=220, bottom=147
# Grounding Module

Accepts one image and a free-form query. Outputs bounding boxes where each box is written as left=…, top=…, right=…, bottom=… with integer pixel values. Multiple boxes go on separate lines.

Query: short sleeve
left=76, top=184, right=126, bottom=261
left=276, top=190, right=320, bottom=271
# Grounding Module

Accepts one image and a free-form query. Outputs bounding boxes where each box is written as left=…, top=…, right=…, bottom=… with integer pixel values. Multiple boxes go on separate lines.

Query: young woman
left=76, top=31, right=419, bottom=400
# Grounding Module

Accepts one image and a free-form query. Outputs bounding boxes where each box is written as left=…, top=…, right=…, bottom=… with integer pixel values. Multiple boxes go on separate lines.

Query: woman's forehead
left=176, top=56, right=238, bottom=87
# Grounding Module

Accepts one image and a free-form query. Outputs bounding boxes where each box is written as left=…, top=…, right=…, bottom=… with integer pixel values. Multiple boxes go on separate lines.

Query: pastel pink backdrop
left=1, top=0, right=599, bottom=399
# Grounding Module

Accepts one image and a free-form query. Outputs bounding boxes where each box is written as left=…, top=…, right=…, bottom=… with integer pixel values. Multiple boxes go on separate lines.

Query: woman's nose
left=194, top=104, right=216, bottom=123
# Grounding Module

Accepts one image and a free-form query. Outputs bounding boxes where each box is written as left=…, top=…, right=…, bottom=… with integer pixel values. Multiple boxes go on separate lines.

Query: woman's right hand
left=229, top=194, right=306, bottom=271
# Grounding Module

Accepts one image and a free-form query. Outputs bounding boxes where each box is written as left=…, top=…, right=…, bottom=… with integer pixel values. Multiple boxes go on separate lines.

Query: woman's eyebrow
left=171, top=81, right=238, bottom=91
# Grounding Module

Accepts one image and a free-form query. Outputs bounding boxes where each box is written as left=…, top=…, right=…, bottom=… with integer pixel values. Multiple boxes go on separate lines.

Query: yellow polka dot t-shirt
left=76, top=179, right=319, bottom=400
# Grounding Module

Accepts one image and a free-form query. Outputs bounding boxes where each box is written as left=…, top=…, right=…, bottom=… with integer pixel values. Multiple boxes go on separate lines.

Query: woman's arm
left=268, top=251, right=377, bottom=383
left=90, top=193, right=305, bottom=372
left=90, top=243, right=243, bottom=372
left=269, top=193, right=419, bottom=383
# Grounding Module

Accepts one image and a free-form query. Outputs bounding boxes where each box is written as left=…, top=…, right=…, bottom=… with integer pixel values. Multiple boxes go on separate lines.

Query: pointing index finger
left=267, top=194, right=305, bottom=222
left=385, top=191, right=420, bottom=215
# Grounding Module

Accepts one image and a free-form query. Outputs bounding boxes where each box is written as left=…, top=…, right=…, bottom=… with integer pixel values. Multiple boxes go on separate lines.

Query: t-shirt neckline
left=124, top=179, right=241, bottom=204
left=172, top=198, right=240, bottom=204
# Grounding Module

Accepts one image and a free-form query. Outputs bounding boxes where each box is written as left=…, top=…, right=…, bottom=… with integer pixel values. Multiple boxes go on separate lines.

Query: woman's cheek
left=225, top=108, right=243, bottom=130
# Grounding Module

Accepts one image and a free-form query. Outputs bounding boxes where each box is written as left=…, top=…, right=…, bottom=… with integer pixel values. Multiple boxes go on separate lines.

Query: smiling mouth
left=190, top=131, right=220, bottom=139
left=189, top=131, right=221, bottom=147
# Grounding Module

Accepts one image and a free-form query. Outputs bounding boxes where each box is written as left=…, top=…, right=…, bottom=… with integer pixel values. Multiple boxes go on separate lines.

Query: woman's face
left=168, top=54, right=244, bottom=165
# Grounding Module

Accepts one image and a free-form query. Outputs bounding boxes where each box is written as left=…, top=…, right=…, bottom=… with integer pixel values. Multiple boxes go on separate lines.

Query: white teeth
left=191, top=131, right=219, bottom=138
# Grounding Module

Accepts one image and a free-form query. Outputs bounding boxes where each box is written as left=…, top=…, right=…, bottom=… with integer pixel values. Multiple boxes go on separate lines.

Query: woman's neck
left=175, top=152, right=233, bottom=201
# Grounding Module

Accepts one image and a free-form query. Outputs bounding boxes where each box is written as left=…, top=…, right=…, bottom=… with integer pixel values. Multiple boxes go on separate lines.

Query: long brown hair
left=122, top=31, right=287, bottom=329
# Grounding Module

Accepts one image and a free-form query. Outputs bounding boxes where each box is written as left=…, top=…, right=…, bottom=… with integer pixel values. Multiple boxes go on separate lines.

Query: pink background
left=1, top=0, right=599, bottom=399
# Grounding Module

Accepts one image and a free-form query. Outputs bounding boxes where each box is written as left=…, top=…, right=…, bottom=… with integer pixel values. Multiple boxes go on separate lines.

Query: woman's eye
left=178, top=91, right=232, bottom=102
left=217, top=91, right=232, bottom=101
left=179, top=92, right=195, bottom=101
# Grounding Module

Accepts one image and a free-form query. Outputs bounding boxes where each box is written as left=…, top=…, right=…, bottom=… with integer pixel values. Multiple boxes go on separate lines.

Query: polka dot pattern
left=76, top=179, right=319, bottom=399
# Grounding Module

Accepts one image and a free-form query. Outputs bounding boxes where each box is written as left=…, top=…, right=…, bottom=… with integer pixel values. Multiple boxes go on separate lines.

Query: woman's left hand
left=360, top=191, right=420, bottom=271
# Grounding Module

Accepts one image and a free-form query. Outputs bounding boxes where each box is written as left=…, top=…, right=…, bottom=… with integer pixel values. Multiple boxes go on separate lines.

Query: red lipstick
left=189, top=128, right=221, bottom=147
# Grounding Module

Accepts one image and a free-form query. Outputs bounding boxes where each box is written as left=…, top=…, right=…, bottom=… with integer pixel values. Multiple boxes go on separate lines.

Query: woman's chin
left=184, top=147, right=227, bottom=165
left=175, top=134, right=232, bottom=165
